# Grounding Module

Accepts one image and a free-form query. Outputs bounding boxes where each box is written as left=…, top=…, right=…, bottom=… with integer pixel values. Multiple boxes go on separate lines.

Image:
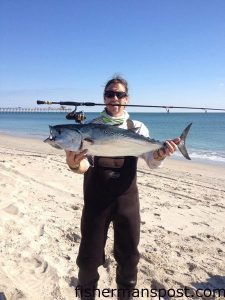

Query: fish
left=44, top=123, right=192, bottom=159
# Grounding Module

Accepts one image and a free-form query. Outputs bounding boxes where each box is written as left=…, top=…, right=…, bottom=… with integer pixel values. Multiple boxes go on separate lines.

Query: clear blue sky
left=0, top=0, right=224, bottom=111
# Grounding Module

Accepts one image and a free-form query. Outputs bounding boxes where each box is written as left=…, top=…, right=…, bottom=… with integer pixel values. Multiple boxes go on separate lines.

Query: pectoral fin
left=87, top=155, right=94, bottom=167
left=83, top=138, right=94, bottom=145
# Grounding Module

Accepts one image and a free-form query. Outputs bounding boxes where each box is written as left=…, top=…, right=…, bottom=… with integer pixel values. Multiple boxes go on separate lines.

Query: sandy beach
left=0, top=133, right=225, bottom=300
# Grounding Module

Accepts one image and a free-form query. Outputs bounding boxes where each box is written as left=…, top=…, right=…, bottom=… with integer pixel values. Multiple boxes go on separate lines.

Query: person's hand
left=65, top=149, right=88, bottom=169
left=154, top=138, right=181, bottom=160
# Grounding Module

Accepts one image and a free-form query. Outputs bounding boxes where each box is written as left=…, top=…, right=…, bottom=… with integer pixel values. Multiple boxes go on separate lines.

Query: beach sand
left=0, top=133, right=225, bottom=299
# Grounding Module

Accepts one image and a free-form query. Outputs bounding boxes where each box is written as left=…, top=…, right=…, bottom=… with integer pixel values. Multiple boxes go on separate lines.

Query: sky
left=0, top=0, right=225, bottom=112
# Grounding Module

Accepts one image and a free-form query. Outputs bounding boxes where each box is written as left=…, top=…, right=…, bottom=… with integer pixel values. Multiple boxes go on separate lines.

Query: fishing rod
left=37, top=100, right=225, bottom=111
left=37, top=100, right=225, bottom=123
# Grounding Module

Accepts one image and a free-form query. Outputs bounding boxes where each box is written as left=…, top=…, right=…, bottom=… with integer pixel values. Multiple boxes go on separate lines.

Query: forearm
left=142, top=151, right=164, bottom=169
left=142, top=139, right=180, bottom=169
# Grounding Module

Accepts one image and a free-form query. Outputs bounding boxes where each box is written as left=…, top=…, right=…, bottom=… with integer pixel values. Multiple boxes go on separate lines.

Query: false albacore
left=44, top=123, right=192, bottom=160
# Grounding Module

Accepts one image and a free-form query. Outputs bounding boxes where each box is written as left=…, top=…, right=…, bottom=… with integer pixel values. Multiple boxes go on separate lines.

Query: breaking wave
left=174, top=149, right=225, bottom=166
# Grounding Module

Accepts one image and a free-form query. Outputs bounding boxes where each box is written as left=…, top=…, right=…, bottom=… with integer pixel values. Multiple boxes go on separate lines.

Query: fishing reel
left=66, top=106, right=86, bottom=123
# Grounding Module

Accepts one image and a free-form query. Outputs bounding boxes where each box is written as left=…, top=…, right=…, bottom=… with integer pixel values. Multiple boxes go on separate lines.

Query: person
left=65, top=76, right=180, bottom=300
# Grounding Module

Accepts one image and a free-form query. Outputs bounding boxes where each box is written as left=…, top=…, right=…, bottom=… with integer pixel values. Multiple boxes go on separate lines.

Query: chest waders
left=76, top=120, right=140, bottom=300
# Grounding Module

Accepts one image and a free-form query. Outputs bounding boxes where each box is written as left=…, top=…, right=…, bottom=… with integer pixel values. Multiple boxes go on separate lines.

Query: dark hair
left=104, top=75, right=128, bottom=94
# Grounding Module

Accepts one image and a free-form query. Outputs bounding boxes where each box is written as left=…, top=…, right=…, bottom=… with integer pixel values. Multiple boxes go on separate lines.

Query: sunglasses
left=104, top=91, right=127, bottom=99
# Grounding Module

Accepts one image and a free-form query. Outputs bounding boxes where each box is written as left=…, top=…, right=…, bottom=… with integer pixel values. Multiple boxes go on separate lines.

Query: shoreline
left=0, top=131, right=225, bottom=299
left=0, top=131, right=225, bottom=169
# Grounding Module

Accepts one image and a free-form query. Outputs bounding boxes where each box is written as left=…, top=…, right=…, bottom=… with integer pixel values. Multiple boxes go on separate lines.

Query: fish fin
left=83, top=138, right=94, bottom=145
left=87, top=155, right=94, bottom=167
left=178, top=123, right=192, bottom=160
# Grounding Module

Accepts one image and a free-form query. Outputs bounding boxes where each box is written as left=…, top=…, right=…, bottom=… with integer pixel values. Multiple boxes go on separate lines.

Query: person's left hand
left=154, top=137, right=181, bottom=160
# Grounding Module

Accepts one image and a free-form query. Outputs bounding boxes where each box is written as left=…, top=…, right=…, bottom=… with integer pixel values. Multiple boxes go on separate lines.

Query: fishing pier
left=0, top=107, right=71, bottom=113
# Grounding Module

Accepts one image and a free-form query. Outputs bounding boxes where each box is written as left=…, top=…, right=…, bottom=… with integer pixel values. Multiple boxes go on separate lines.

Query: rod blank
left=36, top=100, right=225, bottom=111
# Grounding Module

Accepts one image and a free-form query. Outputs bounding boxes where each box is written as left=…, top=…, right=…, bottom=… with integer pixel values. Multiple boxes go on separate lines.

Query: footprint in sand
left=164, top=269, right=175, bottom=275
left=37, top=224, right=45, bottom=237
left=31, top=256, right=49, bottom=273
left=2, top=204, right=19, bottom=215
left=3, top=254, right=62, bottom=299
left=187, top=262, right=197, bottom=272
left=150, top=278, right=167, bottom=291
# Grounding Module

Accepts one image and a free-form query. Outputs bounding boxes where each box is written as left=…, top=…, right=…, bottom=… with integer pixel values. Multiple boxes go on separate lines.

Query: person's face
left=104, top=83, right=128, bottom=117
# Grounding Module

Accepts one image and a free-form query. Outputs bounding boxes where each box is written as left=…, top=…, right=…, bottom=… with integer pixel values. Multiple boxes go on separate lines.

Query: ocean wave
left=174, top=149, right=225, bottom=165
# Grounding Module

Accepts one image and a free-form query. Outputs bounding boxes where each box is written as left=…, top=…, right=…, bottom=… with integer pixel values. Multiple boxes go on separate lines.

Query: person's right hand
left=65, top=149, right=88, bottom=169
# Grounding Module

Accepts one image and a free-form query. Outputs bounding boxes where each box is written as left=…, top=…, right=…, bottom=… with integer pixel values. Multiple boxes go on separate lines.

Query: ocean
left=0, top=112, right=225, bottom=166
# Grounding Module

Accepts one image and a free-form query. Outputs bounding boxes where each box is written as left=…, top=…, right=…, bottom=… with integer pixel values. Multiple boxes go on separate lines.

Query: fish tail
left=177, top=123, right=192, bottom=160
